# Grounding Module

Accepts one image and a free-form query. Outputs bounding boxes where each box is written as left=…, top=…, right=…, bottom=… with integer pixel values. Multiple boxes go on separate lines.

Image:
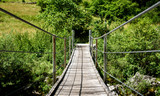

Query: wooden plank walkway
left=54, top=44, right=109, bottom=96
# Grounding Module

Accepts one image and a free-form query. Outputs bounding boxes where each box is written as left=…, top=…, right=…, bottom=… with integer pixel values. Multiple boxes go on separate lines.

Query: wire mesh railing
left=0, top=8, right=75, bottom=95
left=89, top=1, right=160, bottom=96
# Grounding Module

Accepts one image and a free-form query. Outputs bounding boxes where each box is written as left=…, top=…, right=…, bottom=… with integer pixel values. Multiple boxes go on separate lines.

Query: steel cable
left=105, top=50, right=160, bottom=54
left=0, top=50, right=52, bottom=54
left=0, top=8, right=64, bottom=39
left=95, top=60, right=143, bottom=96
left=93, top=48, right=160, bottom=54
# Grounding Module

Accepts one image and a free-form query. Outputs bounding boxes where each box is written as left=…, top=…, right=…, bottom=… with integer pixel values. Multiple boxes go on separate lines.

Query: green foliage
left=83, top=1, right=90, bottom=8
left=88, top=0, right=160, bottom=23
left=89, top=0, right=139, bottom=21
left=37, top=0, right=48, bottom=12
left=0, top=0, right=38, bottom=2
left=72, top=0, right=82, bottom=4
left=0, top=32, right=53, bottom=95
left=107, top=17, right=160, bottom=78
left=0, top=53, right=33, bottom=95
left=156, top=87, right=160, bottom=96
left=92, top=15, right=160, bottom=95
left=37, top=0, right=92, bottom=42
left=1, top=0, right=160, bottom=95
left=131, top=0, right=160, bottom=9
left=90, top=20, right=109, bottom=37
left=0, top=29, right=70, bottom=95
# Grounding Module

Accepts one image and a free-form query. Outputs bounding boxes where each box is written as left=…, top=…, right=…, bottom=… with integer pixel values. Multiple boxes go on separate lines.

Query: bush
left=0, top=31, right=60, bottom=95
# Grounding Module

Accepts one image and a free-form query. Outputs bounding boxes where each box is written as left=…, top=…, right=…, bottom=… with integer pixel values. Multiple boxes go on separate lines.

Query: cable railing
left=0, top=8, right=75, bottom=96
left=89, top=1, right=160, bottom=96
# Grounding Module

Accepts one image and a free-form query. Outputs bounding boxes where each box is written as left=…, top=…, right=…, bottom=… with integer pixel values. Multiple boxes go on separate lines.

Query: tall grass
left=0, top=2, right=70, bottom=95
left=0, top=2, right=41, bottom=35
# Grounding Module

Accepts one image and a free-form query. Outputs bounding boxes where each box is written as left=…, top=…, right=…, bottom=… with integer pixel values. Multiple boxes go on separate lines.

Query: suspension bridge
left=48, top=44, right=111, bottom=96
left=0, top=1, right=160, bottom=96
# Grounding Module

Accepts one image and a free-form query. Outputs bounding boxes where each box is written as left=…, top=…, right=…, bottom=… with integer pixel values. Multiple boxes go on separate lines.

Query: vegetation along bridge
left=0, top=1, right=160, bottom=96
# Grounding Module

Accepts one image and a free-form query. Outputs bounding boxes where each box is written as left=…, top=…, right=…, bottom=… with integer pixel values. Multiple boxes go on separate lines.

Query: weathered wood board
left=55, top=44, right=109, bottom=96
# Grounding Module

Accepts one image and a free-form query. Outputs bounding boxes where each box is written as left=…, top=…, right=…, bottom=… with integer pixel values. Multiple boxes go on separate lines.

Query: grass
left=1, top=0, right=38, bottom=2
left=0, top=2, right=41, bottom=35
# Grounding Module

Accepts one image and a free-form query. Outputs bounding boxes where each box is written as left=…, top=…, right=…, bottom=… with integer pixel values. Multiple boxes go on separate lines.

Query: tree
left=38, top=0, right=92, bottom=42
left=89, top=0, right=139, bottom=22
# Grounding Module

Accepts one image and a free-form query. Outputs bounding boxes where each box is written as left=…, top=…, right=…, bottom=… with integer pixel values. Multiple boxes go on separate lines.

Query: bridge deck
left=55, top=44, right=108, bottom=96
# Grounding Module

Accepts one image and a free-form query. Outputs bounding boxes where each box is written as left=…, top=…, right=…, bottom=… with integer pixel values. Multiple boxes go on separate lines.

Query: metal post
left=89, top=30, right=91, bottom=53
left=52, top=36, right=56, bottom=84
left=69, top=36, right=71, bottom=57
left=95, top=39, right=98, bottom=68
left=91, top=36, right=93, bottom=58
left=64, top=38, right=66, bottom=68
left=72, top=30, right=75, bottom=51
left=103, top=35, right=107, bottom=83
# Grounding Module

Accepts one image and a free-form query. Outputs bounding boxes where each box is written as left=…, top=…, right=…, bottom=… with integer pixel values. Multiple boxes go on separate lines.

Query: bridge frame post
left=64, top=38, right=66, bottom=68
left=103, top=35, right=107, bottom=84
left=90, top=32, right=93, bottom=58
left=95, top=39, right=98, bottom=68
left=91, top=36, right=94, bottom=58
left=89, top=30, right=91, bottom=54
left=69, top=36, right=71, bottom=57
left=52, top=36, right=56, bottom=84
left=72, top=30, right=75, bottom=51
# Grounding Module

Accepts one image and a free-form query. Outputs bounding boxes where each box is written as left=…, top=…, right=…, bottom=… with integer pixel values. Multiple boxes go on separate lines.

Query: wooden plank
left=54, top=44, right=109, bottom=96
left=46, top=49, right=76, bottom=96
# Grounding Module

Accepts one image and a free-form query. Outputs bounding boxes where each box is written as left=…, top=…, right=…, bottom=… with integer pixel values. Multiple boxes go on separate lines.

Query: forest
left=0, top=0, right=160, bottom=96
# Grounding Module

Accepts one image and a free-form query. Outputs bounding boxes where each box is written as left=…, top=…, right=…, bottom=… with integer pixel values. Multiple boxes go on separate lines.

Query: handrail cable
left=93, top=48, right=160, bottom=54
left=90, top=3, right=160, bottom=95
left=0, top=50, right=52, bottom=54
left=0, top=8, right=64, bottom=39
left=92, top=1, right=160, bottom=39
left=0, top=49, right=68, bottom=55
left=96, top=60, right=143, bottom=96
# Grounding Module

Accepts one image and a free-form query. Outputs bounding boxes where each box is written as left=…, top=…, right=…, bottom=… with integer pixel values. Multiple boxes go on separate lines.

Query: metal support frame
left=95, top=39, right=98, bottom=68
left=103, top=35, right=107, bottom=83
left=64, top=38, right=66, bottom=68
left=89, top=30, right=91, bottom=53
left=91, top=36, right=93, bottom=58
left=69, top=36, right=71, bottom=57
left=72, top=30, right=75, bottom=51
left=53, top=36, right=56, bottom=84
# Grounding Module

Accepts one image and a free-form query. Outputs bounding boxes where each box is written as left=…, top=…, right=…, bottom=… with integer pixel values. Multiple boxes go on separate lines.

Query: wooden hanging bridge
left=47, top=44, right=115, bottom=96
left=1, top=2, right=160, bottom=96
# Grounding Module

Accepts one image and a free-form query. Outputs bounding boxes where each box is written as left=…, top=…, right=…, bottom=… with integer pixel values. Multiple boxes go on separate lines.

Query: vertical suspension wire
left=95, top=39, right=98, bottom=68
left=103, top=35, right=107, bottom=83
left=52, top=36, right=56, bottom=84
left=72, top=30, right=75, bottom=51
left=91, top=35, right=94, bottom=58
left=89, top=30, right=92, bottom=54
left=69, top=36, right=71, bottom=58
left=64, top=38, right=66, bottom=68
